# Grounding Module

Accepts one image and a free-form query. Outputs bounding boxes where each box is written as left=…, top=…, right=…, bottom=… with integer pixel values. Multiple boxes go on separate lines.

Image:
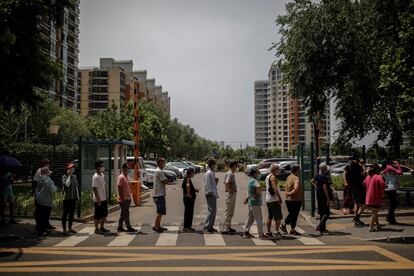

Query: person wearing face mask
left=182, top=167, right=198, bottom=232
left=242, top=167, right=268, bottom=240
left=92, top=160, right=109, bottom=235
left=61, top=162, right=79, bottom=235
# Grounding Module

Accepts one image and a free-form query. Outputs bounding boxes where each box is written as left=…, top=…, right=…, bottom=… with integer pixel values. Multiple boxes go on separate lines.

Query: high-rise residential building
left=39, top=0, right=80, bottom=111
left=161, top=92, right=171, bottom=114
left=254, top=61, right=330, bottom=154
left=254, top=80, right=270, bottom=149
left=78, top=58, right=127, bottom=117
left=146, top=78, right=156, bottom=102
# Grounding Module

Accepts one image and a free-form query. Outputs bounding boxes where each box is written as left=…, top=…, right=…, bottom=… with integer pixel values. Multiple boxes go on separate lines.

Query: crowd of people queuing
left=0, top=154, right=406, bottom=238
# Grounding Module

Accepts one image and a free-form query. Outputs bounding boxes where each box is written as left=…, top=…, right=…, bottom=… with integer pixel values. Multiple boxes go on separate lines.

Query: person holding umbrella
left=0, top=154, right=22, bottom=224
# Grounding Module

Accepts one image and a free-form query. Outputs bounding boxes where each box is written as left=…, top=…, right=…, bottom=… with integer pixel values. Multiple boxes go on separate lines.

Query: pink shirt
left=381, top=164, right=402, bottom=175
left=363, top=174, right=386, bottom=206
left=117, top=173, right=131, bottom=202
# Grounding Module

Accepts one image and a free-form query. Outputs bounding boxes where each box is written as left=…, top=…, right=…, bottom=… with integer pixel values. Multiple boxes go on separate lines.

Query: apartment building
left=78, top=59, right=126, bottom=116
left=254, top=61, right=330, bottom=153
left=254, top=80, right=270, bottom=149
left=39, top=0, right=80, bottom=111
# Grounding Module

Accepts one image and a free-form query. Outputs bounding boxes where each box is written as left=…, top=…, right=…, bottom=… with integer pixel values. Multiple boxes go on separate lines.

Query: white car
left=127, top=157, right=152, bottom=186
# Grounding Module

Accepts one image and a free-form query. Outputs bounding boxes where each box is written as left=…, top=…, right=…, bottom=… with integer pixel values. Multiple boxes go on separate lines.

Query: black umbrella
left=0, top=155, right=22, bottom=168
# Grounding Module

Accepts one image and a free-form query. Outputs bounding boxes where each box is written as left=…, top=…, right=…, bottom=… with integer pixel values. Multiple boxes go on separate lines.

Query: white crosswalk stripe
left=249, top=225, right=276, bottom=246
left=155, top=226, right=179, bottom=246
left=204, top=233, right=226, bottom=246
left=107, top=227, right=142, bottom=247
left=52, top=225, right=324, bottom=247
left=54, top=227, right=95, bottom=247
left=295, top=226, right=325, bottom=245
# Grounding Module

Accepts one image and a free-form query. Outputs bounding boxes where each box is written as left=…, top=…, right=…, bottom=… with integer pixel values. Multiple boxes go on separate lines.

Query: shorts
left=351, top=186, right=366, bottom=205
left=3, top=186, right=14, bottom=201
left=266, top=201, right=283, bottom=220
left=153, top=196, right=166, bottom=215
left=94, top=200, right=108, bottom=220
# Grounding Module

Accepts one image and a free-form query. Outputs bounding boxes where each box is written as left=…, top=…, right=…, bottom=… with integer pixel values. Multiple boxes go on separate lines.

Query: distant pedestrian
left=182, top=167, right=198, bottom=232
left=92, top=160, right=109, bottom=235
left=1, top=170, right=17, bottom=224
left=152, top=157, right=168, bottom=233
left=203, top=159, right=219, bottom=233
left=35, top=167, right=57, bottom=236
left=242, top=167, right=268, bottom=240
left=345, top=155, right=366, bottom=226
left=381, top=160, right=402, bottom=224
left=33, top=159, right=56, bottom=231
left=61, top=162, right=79, bottom=235
left=312, top=163, right=332, bottom=234
left=265, top=164, right=283, bottom=238
left=222, top=161, right=238, bottom=234
left=117, top=163, right=138, bottom=232
left=281, top=164, right=303, bottom=235
left=364, top=164, right=386, bottom=232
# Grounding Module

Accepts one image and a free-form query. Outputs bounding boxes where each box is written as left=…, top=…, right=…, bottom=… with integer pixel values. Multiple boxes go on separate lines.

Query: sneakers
left=152, top=226, right=164, bottom=233
left=203, top=227, right=214, bottom=234
left=274, top=231, right=283, bottom=238
left=280, top=224, right=288, bottom=233
left=117, top=227, right=127, bottom=232
left=211, top=227, right=218, bottom=232
left=126, top=228, right=138, bottom=233
left=259, top=234, right=269, bottom=240
left=289, top=229, right=301, bottom=236
left=100, top=227, right=110, bottom=233
left=183, top=227, right=195, bottom=233
left=228, top=228, right=237, bottom=233
left=94, top=229, right=104, bottom=235
left=68, top=229, right=77, bottom=234
left=242, top=232, right=255, bottom=239
left=47, top=225, right=57, bottom=230
left=353, top=218, right=365, bottom=227
left=265, top=232, right=274, bottom=237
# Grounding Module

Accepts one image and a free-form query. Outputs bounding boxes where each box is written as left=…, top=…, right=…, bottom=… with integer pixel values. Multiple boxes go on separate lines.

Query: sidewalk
left=301, top=208, right=414, bottom=244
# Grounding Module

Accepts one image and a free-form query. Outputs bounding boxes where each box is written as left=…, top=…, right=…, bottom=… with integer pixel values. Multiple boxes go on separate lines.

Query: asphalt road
left=0, top=172, right=413, bottom=275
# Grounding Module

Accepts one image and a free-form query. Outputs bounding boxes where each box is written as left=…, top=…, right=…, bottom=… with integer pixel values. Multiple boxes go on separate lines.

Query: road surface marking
left=155, top=226, right=179, bottom=246
left=295, top=226, right=325, bottom=245
left=204, top=234, right=226, bottom=246
left=54, top=227, right=95, bottom=247
left=108, top=227, right=141, bottom=247
left=250, top=225, right=276, bottom=246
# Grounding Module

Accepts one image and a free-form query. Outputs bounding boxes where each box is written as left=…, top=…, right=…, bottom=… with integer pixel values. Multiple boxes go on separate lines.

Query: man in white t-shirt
left=92, top=160, right=109, bottom=235
left=152, top=158, right=168, bottom=233
left=265, top=164, right=283, bottom=237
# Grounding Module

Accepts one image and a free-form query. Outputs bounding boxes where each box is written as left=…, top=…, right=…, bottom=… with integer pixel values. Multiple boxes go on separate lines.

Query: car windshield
left=146, top=164, right=156, bottom=169
left=169, top=162, right=187, bottom=168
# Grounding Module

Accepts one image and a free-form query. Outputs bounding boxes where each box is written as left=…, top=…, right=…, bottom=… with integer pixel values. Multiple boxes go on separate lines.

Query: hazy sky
left=79, top=0, right=288, bottom=146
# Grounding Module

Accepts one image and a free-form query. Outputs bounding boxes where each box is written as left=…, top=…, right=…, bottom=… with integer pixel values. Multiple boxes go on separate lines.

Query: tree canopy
left=0, top=0, right=75, bottom=109
left=274, top=0, right=413, bottom=158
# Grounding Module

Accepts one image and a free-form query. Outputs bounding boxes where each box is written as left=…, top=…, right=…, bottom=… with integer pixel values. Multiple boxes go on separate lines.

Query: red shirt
left=363, top=174, right=386, bottom=206
left=117, top=173, right=131, bottom=202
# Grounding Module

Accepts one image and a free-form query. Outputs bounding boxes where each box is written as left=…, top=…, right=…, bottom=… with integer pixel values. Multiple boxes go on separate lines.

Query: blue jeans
left=204, top=195, right=217, bottom=230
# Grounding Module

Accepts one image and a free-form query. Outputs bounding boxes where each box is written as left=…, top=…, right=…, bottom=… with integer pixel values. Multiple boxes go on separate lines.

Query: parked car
left=167, top=162, right=188, bottom=178
left=126, top=157, right=149, bottom=186
left=330, top=163, right=349, bottom=177
left=164, top=164, right=182, bottom=178
left=145, top=164, right=177, bottom=183
left=257, top=158, right=296, bottom=170
left=144, top=160, right=157, bottom=168
left=183, top=161, right=204, bottom=173
left=259, top=161, right=299, bottom=181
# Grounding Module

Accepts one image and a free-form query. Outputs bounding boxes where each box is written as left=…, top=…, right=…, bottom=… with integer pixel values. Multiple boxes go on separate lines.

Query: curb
left=74, top=192, right=151, bottom=223
left=347, top=235, right=414, bottom=244
left=329, top=211, right=414, bottom=219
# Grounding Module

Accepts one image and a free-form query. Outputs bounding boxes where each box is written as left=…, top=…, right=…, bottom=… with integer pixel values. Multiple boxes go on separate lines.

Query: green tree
left=274, top=0, right=412, bottom=158
left=0, top=0, right=74, bottom=109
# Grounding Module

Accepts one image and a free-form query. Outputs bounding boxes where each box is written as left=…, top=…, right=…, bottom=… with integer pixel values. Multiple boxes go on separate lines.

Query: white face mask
left=99, top=167, right=105, bottom=173
left=69, top=168, right=75, bottom=174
